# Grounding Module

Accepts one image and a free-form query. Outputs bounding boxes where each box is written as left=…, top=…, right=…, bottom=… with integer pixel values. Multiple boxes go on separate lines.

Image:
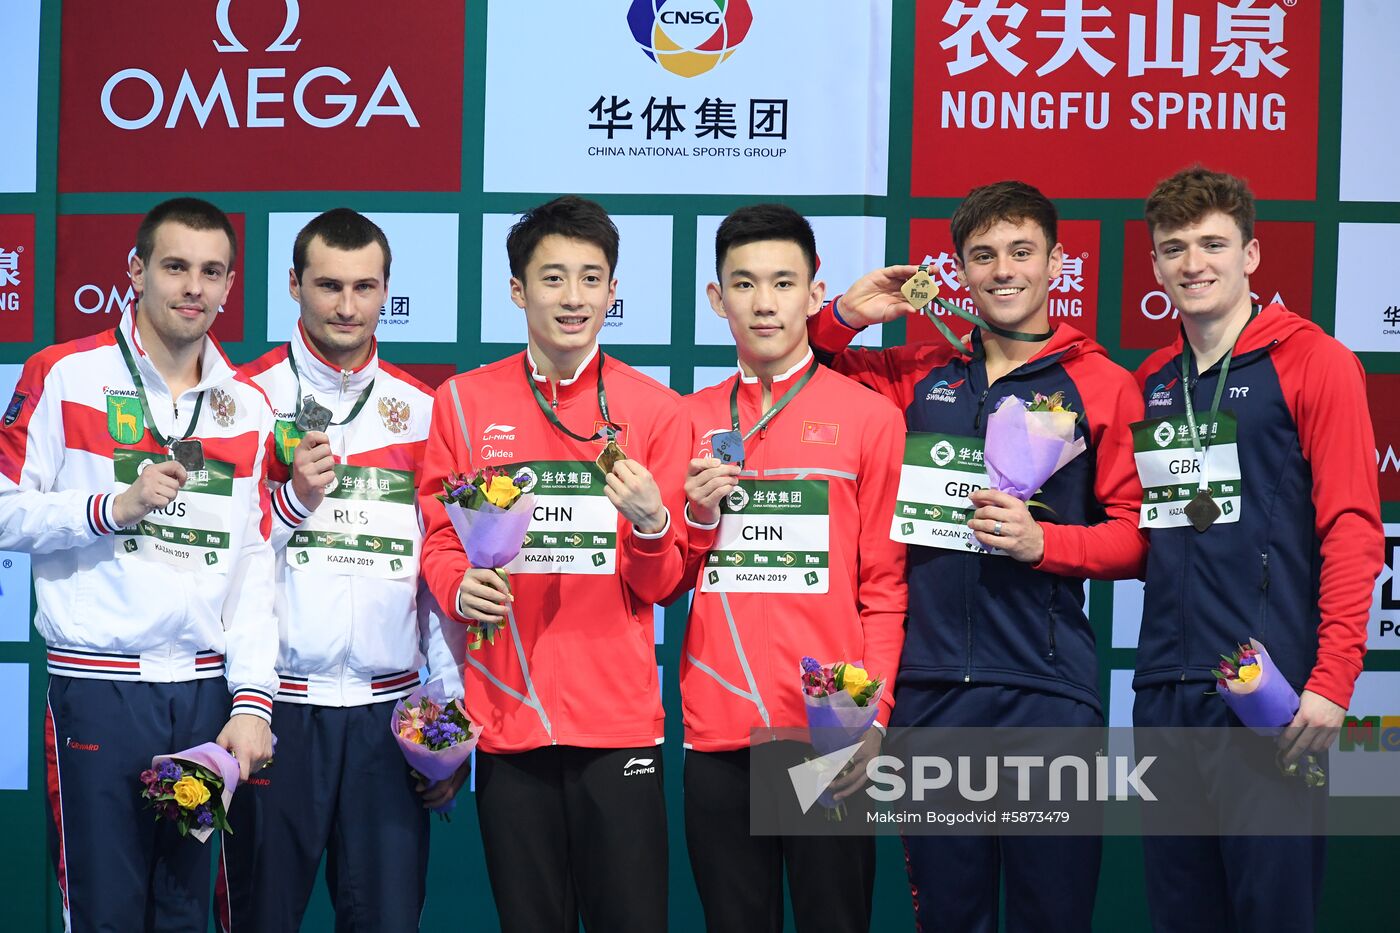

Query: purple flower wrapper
left=1217, top=639, right=1300, bottom=737
left=801, top=668, right=884, bottom=811
left=983, top=395, right=1086, bottom=501
left=149, top=742, right=241, bottom=843
left=390, top=681, right=480, bottom=816
left=443, top=493, right=535, bottom=569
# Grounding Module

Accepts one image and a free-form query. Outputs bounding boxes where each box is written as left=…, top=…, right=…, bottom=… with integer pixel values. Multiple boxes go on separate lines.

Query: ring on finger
left=993, top=521, right=1004, bottom=536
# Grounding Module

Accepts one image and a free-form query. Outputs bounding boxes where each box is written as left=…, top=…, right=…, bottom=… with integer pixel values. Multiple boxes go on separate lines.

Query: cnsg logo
left=627, top=0, right=753, bottom=77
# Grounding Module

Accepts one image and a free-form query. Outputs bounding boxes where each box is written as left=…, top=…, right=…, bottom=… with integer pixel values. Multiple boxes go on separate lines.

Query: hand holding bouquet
left=799, top=658, right=885, bottom=819
left=984, top=392, right=1087, bottom=502
left=138, top=742, right=241, bottom=843
left=436, top=466, right=535, bottom=649
left=392, top=682, right=481, bottom=819
left=1214, top=639, right=1325, bottom=787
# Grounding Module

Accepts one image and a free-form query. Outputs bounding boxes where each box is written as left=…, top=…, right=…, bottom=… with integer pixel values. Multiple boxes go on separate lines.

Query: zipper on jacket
left=1046, top=583, right=1057, bottom=662
left=973, top=386, right=992, bottom=430
left=1256, top=552, right=1271, bottom=638
left=963, top=556, right=974, bottom=682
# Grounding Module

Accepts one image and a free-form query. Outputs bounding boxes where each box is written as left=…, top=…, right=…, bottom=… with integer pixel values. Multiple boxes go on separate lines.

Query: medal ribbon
left=912, top=261, right=1054, bottom=355
left=727, top=357, right=820, bottom=444
left=115, top=328, right=205, bottom=448
left=1179, top=307, right=1258, bottom=492
left=524, top=350, right=621, bottom=444
left=287, top=347, right=376, bottom=428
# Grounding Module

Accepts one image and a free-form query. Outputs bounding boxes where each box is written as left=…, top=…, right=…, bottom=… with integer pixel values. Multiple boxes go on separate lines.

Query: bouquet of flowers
left=975, top=392, right=1087, bottom=550
left=799, top=657, right=884, bottom=819
left=392, top=681, right=481, bottom=819
left=138, top=742, right=241, bottom=843
left=1214, top=638, right=1325, bottom=787
left=435, top=466, right=535, bottom=649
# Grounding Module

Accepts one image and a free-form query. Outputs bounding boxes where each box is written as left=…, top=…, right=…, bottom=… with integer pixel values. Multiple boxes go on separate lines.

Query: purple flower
left=157, top=760, right=182, bottom=782
left=513, top=473, right=530, bottom=488
left=801, top=657, right=822, bottom=676
left=452, top=484, right=470, bottom=498
left=195, top=806, right=214, bottom=827
left=139, top=769, right=158, bottom=786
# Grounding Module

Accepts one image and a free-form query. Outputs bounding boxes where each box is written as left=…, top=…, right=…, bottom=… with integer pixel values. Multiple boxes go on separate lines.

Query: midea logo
left=214, top=0, right=302, bottom=53
left=100, top=1, right=419, bottom=131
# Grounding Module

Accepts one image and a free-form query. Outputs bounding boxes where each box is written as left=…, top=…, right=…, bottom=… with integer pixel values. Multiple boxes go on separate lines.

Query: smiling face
left=129, top=221, right=236, bottom=350
left=957, top=218, right=1063, bottom=333
left=708, top=239, right=824, bottom=378
left=1150, top=209, right=1259, bottom=325
left=511, top=234, right=616, bottom=376
left=290, top=236, right=386, bottom=369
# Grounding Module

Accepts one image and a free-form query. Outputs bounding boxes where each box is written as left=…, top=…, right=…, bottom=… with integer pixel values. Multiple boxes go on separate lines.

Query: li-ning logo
left=482, top=423, right=517, bottom=441
left=626, top=0, right=753, bottom=78
left=623, top=756, right=656, bottom=776
left=1148, top=377, right=1178, bottom=409
left=924, top=378, right=965, bottom=403
left=100, top=1, right=419, bottom=131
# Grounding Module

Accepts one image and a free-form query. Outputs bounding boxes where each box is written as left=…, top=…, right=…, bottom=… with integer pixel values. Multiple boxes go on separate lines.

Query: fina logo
left=626, top=0, right=753, bottom=78
left=924, top=377, right=965, bottom=403
left=1148, top=377, right=1178, bottom=408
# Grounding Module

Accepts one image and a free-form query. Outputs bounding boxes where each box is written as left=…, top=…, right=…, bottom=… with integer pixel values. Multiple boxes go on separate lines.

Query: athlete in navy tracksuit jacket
left=1130, top=168, right=1384, bottom=933
left=809, top=182, right=1147, bottom=932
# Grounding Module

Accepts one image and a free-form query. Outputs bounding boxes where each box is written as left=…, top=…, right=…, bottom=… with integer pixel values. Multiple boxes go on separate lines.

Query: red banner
left=0, top=215, right=35, bottom=343
left=1369, top=374, right=1400, bottom=503
left=54, top=214, right=246, bottom=344
left=912, top=0, right=1320, bottom=199
left=904, top=217, right=1101, bottom=345
left=58, top=0, right=464, bottom=192
left=1119, top=219, right=1313, bottom=349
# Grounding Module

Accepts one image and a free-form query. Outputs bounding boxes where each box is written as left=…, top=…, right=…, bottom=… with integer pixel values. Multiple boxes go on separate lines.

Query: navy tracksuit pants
left=216, top=700, right=429, bottom=933
left=44, top=675, right=231, bottom=933
left=1133, top=683, right=1326, bottom=933
left=891, top=683, right=1103, bottom=933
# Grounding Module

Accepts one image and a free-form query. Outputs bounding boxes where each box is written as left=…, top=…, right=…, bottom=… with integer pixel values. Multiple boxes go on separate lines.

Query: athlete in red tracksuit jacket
left=671, top=205, right=908, bottom=933
left=417, top=196, right=688, bottom=933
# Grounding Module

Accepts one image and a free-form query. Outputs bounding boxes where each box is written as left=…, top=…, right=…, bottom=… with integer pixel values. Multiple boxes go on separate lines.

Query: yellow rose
left=1237, top=663, right=1261, bottom=684
left=841, top=665, right=870, bottom=698
left=484, top=474, right=522, bottom=509
left=172, top=775, right=211, bottom=810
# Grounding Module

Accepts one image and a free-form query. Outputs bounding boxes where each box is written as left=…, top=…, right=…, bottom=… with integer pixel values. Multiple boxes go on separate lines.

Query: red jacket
left=418, top=347, right=689, bottom=753
left=673, top=358, right=908, bottom=751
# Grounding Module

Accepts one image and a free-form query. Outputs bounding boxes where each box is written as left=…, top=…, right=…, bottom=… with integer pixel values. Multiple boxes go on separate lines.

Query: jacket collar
left=291, top=321, right=378, bottom=401
left=121, top=308, right=236, bottom=398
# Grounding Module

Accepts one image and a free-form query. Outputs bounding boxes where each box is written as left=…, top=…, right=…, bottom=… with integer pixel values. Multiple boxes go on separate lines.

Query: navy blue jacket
left=811, top=306, right=1146, bottom=713
left=1133, top=304, right=1382, bottom=708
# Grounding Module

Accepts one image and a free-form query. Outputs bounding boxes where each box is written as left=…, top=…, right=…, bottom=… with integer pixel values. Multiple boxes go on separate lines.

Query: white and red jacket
left=419, top=346, right=689, bottom=754
left=0, top=311, right=278, bottom=721
left=670, top=355, right=909, bottom=752
left=241, top=324, right=462, bottom=707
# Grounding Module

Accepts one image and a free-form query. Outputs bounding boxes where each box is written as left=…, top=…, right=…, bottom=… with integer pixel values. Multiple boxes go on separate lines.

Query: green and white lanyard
left=909, top=257, right=1054, bottom=355
left=523, top=351, right=621, bottom=443
left=287, top=346, right=376, bottom=428
left=1178, top=307, right=1257, bottom=531
left=711, top=357, right=820, bottom=466
left=114, top=328, right=204, bottom=448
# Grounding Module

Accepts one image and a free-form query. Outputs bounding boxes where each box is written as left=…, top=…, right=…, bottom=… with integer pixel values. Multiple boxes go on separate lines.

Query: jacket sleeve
left=807, top=297, right=921, bottom=414
left=620, top=395, right=690, bottom=606
left=1035, top=363, right=1149, bottom=581
left=221, top=407, right=280, bottom=722
left=418, top=580, right=467, bottom=700
left=856, top=397, right=909, bottom=729
left=658, top=408, right=718, bottom=607
left=1279, top=337, right=1384, bottom=709
left=0, top=355, right=124, bottom=552
left=418, top=379, right=474, bottom=623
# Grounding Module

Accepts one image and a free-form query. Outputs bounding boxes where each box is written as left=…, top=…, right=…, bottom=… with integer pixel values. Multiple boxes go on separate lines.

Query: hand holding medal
left=684, top=457, right=741, bottom=526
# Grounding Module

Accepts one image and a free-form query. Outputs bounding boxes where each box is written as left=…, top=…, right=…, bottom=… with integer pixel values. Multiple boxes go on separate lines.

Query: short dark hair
left=292, top=208, right=392, bottom=282
left=949, top=181, right=1058, bottom=261
left=506, top=195, right=619, bottom=280
left=713, top=203, right=818, bottom=281
left=1145, top=165, right=1256, bottom=244
left=135, top=197, right=238, bottom=266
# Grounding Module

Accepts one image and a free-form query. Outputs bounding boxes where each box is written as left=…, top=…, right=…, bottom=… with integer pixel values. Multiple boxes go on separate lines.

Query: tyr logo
left=1228, top=387, right=1250, bottom=399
